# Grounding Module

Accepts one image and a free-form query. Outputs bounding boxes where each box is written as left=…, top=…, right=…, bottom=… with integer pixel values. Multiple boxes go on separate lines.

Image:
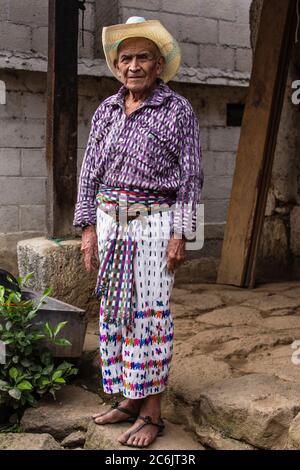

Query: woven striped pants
left=96, top=206, right=175, bottom=399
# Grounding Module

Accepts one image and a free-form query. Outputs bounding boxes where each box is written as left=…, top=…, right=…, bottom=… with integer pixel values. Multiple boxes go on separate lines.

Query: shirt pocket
left=146, top=127, right=169, bottom=150
left=137, top=125, right=170, bottom=161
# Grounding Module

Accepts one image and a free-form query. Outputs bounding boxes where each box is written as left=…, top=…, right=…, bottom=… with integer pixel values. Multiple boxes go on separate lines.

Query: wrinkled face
left=114, top=37, right=165, bottom=92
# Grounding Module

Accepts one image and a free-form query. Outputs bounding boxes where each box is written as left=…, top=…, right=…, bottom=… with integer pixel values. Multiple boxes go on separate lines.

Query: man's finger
left=83, top=252, right=94, bottom=273
left=93, top=244, right=100, bottom=263
left=167, top=257, right=175, bottom=273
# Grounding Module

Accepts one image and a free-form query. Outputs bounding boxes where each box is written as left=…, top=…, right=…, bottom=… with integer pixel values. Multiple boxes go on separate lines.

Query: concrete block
left=78, top=97, right=100, bottom=122
left=219, top=20, right=251, bottom=48
left=179, top=42, right=198, bottom=67
left=199, top=0, right=236, bottom=21
left=235, top=47, right=252, bottom=73
left=31, top=26, right=48, bottom=56
left=0, top=70, right=46, bottom=94
left=0, top=205, right=19, bottom=232
left=202, top=176, right=233, bottom=200
left=200, top=127, right=209, bottom=151
left=121, top=0, right=161, bottom=11
left=78, top=30, right=95, bottom=59
left=17, top=237, right=100, bottom=316
left=0, top=90, right=23, bottom=119
left=0, top=177, right=46, bottom=205
left=19, top=205, right=45, bottom=231
left=121, top=9, right=182, bottom=37
left=234, top=0, right=251, bottom=24
left=23, top=72, right=46, bottom=94
left=78, top=121, right=91, bottom=148
left=179, top=17, right=218, bottom=44
left=21, top=149, right=47, bottom=177
left=81, top=1, right=95, bottom=32
left=8, top=0, right=48, bottom=26
left=77, top=148, right=85, bottom=175
left=198, top=96, right=227, bottom=127
left=0, top=119, right=23, bottom=147
left=0, top=148, right=21, bottom=175
left=203, top=151, right=236, bottom=177
left=95, top=0, right=119, bottom=58
left=22, top=92, right=46, bottom=119
left=21, top=119, right=45, bottom=148
left=199, top=44, right=235, bottom=71
left=162, top=0, right=200, bottom=15
left=202, top=199, right=230, bottom=224
left=0, top=22, right=31, bottom=51
left=0, top=0, right=9, bottom=21
left=209, top=126, right=241, bottom=152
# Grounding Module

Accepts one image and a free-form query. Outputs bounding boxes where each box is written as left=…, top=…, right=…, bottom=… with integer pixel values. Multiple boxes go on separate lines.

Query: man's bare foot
left=92, top=398, right=142, bottom=425
left=118, top=394, right=163, bottom=447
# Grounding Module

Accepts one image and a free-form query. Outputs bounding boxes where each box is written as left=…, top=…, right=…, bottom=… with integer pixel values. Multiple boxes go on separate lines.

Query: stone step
left=84, top=419, right=204, bottom=451
left=0, top=433, right=62, bottom=450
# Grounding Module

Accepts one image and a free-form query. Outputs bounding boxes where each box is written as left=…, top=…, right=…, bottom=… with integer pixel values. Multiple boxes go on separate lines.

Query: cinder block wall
left=0, top=0, right=252, bottom=281
left=0, top=69, right=247, bottom=235
left=117, top=0, right=252, bottom=72
left=0, top=0, right=252, bottom=70
left=0, top=0, right=96, bottom=58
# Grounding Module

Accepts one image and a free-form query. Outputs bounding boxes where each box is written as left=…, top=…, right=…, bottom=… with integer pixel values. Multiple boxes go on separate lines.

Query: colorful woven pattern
left=94, top=183, right=175, bottom=326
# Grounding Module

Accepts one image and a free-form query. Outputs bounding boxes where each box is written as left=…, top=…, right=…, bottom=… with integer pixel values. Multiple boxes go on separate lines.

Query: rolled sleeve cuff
left=170, top=202, right=197, bottom=240
left=73, top=199, right=97, bottom=228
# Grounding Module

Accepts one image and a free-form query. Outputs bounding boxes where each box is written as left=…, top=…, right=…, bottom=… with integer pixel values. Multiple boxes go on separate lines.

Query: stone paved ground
left=77, top=280, right=300, bottom=450
left=3, top=280, right=300, bottom=450
left=163, top=281, right=300, bottom=449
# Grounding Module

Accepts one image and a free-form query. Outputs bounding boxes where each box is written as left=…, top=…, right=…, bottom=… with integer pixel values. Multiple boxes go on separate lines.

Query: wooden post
left=217, top=0, right=297, bottom=287
left=45, top=0, right=79, bottom=238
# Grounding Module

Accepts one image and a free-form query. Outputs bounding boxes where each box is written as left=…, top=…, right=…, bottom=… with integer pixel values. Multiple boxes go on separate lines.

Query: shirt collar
left=108, top=78, right=172, bottom=109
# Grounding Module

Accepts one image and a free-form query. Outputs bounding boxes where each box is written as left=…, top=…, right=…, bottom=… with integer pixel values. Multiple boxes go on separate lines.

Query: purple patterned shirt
left=73, top=78, right=204, bottom=236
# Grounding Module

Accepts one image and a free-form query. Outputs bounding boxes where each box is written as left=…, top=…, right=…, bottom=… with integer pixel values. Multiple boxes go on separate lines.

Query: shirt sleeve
left=73, top=108, right=101, bottom=228
left=171, top=103, right=204, bottom=239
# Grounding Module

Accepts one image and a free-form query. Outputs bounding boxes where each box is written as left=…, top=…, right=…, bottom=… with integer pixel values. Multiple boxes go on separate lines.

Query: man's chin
left=126, top=80, right=146, bottom=91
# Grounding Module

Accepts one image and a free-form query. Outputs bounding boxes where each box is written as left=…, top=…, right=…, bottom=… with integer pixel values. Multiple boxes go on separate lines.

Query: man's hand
left=81, top=225, right=99, bottom=273
left=166, top=237, right=186, bottom=273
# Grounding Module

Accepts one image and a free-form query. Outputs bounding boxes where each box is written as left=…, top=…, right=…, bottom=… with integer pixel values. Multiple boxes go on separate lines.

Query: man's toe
left=94, top=417, right=104, bottom=424
left=118, top=430, right=131, bottom=444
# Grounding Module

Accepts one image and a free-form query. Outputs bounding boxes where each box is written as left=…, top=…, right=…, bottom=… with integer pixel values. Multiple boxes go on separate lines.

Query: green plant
left=0, top=273, right=78, bottom=411
left=0, top=423, right=23, bottom=433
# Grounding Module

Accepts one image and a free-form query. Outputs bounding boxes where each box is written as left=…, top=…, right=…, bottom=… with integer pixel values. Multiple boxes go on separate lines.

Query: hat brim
left=102, top=20, right=181, bottom=83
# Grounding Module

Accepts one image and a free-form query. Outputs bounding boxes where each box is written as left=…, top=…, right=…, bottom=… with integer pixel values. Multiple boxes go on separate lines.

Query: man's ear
left=156, top=56, right=165, bottom=76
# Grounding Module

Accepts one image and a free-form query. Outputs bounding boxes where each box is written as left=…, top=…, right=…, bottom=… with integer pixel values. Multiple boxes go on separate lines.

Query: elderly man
left=73, top=17, right=203, bottom=448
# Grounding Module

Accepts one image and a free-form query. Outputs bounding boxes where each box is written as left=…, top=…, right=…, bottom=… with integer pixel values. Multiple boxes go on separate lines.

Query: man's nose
left=129, top=56, right=141, bottom=70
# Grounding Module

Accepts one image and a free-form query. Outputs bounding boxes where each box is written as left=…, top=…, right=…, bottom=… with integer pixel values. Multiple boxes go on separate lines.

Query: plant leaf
left=0, top=380, right=9, bottom=391
left=54, top=339, right=71, bottom=347
left=8, top=388, right=22, bottom=400
left=44, top=322, right=53, bottom=339
left=9, top=368, right=19, bottom=381
left=53, top=321, right=68, bottom=338
left=54, top=377, right=65, bottom=384
left=17, top=381, right=33, bottom=391
left=52, top=370, right=63, bottom=381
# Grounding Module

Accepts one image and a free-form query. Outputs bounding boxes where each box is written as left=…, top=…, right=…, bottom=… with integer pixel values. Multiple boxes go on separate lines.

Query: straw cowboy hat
left=102, top=16, right=181, bottom=83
